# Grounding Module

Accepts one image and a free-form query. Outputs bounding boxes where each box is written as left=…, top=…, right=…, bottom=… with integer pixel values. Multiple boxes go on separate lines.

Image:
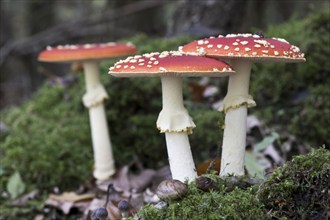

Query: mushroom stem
left=159, top=76, right=197, bottom=182
left=83, top=62, right=115, bottom=180
left=220, top=60, right=252, bottom=176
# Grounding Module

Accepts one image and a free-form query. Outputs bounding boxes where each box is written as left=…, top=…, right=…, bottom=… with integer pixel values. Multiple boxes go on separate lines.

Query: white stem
left=160, top=76, right=197, bottom=182
left=165, top=133, right=197, bottom=182
left=220, top=60, right=252, bottom=177
left=83, top=62, right=115, bottom=180
left=161, top=77, right=185, bottom=111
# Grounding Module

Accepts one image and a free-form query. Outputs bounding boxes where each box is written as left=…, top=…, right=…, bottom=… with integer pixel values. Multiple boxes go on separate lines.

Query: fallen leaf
left=12, top=189, right=39, bottom=205
left=45, top=198, right=74, bottom=215
left=7, top=171, right=26, bottom=199
left=129, top=169, right=156, bottom=192
left=49, top=192, right=94, bottom=202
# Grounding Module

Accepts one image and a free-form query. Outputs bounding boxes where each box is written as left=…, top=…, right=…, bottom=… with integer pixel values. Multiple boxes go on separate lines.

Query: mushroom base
left=165, top=133, right=197, bottom=182
left=220, top=106, right=247, bottom=176
left=89, top=104, right=116, bottom=180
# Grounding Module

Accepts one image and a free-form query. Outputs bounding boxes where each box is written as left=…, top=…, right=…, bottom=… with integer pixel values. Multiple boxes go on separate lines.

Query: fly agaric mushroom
left=38, top=42, right=137, bottom=180
left=109, top=51, right=234, bottom=182
left=180, top=33, right=305, bottom=176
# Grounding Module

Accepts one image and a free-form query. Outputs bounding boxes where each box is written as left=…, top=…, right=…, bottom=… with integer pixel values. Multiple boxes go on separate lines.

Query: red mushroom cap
left=180, top=33, right=305, bottom=62
left=109, top=51, right=234, bottom=77
left=38, top=42, right=137, bottom=63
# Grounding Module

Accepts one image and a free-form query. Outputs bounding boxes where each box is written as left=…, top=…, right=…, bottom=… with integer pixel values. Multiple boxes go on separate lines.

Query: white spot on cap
left=130, top=66, right=135, bottom=69
left=197, top=47, right=206, bottom=55
left=46, top=46, right=52, bottom=50
left=159, top=67, right=167, bottom=72
left=197, top=40, right=204, bottom=45
left=138, top=59, right=144, bottom=62
left=240, top=41, right=248, bottom=45
left=234, top=48, right=240, bottom=51
left=126, top=42, right=134, bottom=47
left=124, top=65, right=128, bottom=69
left=138, top=63, right=144, bottom=66
left=233, top=42, right=239, bottom=46
left=217, top=44, right=222, bottom=49
left=69, top=45, right=78, bottom=49
left=83, top=44, right=94, bottom=49
left=254, top=44, right=261, bottom=48
left=147, top=65, right=152, bottom=68
left=262, top=50, right=269, bottom=53
left=213, top=68, right=219, bottom=72
left=116, top=65, right=122, bottom=68
left=207, top=44, right=214, bottom=48
left=272, top=37, right=289, bottom=43
left=274, top=51, right=279, bottom=56
left=254, top=39, right=269, bottom=47
left=245, top=48, right=252, bottom=52
left=154, top=61, right=159, bottom=65
left=129, top=59, right=137, bottom=63
left=109, top=67, right=114, bottom=71
left=224, top=46, right=230, bottom=50
left=252, top=52, right=257, bottom=55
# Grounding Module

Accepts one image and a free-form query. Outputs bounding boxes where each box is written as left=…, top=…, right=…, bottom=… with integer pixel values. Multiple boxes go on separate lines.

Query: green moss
left=0, top=80, right=92, bottom=190
left=136, top=175, right=268, bottom=220
left=251, top=9, right=330, bottom=147
left=257, top=147, right=330, bottom=219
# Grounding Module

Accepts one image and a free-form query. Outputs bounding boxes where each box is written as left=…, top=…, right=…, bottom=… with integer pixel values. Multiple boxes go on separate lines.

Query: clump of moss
left=136, top=175, right=268, bottom=220
left=0, top=80, right=92, bottom=190
left=257, top=147, right=330, bottom=219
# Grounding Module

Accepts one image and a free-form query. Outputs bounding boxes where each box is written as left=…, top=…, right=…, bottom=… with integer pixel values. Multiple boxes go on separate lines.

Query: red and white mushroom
left=109, top=51, right=234, bottom=182
left=38, top=42, right=137, bottom=180
left=180, top=33, right=305, bottom=177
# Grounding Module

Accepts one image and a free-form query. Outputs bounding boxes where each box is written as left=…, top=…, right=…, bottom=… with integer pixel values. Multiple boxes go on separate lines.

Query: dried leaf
left=45, top=198, right=74, bottom=214
left=12, top=189, right=39, bottom=205
left=113, top=166, right=131, bottom=192
left=49, top=192, right=94, bottom=202
left=7, top=171, right=26, bottom=199
left=106, top=200, right=121, bottom=220
left=129, top=169, right=156, bottom=192
left=196, top=159, right=221, bottom=175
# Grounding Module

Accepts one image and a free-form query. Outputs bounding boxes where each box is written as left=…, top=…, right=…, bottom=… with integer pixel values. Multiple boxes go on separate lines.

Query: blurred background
left=0, top=0, right=328, bottom=109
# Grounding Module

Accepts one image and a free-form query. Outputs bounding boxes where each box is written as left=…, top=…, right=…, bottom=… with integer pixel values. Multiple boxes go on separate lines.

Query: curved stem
left=83, top=62, right=115, bottom=180
left=220, top=60, right=252, bottom=176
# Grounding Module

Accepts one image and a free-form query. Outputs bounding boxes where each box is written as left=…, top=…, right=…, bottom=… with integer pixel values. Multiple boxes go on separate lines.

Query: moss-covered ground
left=133, top=148, right=329, bottom=220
